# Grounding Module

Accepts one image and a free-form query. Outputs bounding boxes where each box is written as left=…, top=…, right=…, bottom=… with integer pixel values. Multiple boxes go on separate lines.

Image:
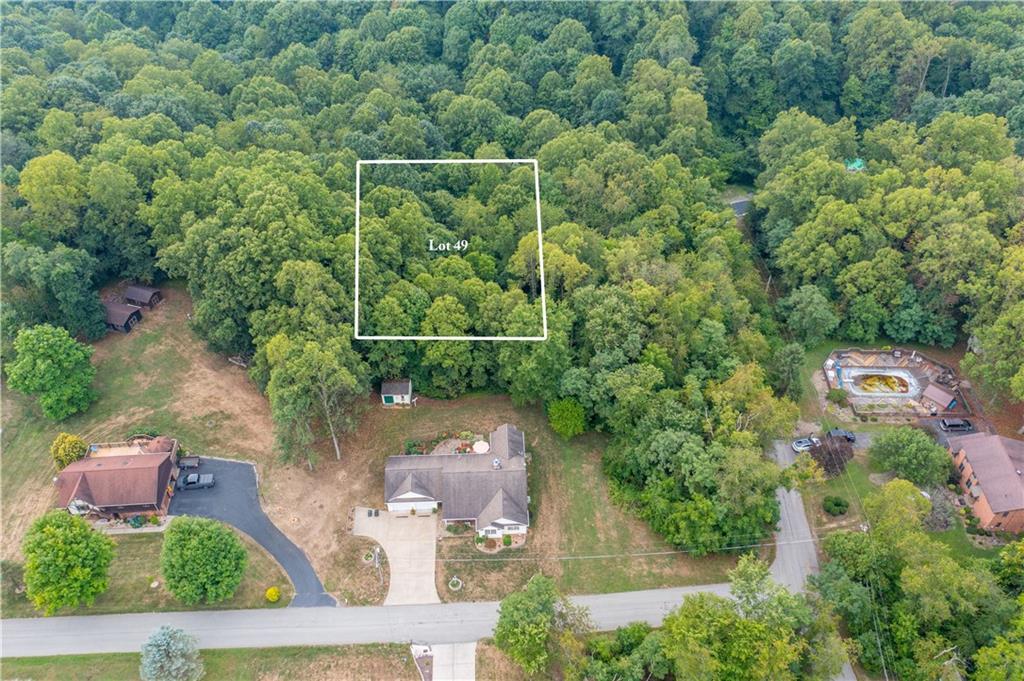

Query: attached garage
left=386, top=500, right=438, bottom=514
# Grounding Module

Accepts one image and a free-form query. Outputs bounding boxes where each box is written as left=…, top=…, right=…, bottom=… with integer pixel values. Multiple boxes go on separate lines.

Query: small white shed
left=381, top=379, right=413, bottom=407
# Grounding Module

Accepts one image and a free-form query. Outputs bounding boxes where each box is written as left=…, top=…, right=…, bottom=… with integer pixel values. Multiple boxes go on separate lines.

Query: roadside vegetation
left=1, top=644, right=416, bottom=681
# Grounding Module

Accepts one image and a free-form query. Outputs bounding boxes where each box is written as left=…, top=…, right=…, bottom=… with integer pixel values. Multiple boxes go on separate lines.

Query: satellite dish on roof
left=473, top=440, right=489, bottom=454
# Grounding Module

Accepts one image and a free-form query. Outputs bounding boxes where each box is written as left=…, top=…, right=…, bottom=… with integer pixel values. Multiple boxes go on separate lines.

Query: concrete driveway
left=431, top=642, right=477, bottom=681
left=169, top=458, right=335, bottom=607
left=353, top=507, right=440, bottom=605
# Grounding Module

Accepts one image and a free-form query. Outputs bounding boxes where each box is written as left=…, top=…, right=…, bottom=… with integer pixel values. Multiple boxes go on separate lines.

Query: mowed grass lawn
left=2, top=284, right=291, bottom=616
left=804, top=457, right=1000, bottom=563
left=371, top=394, right=741, bottom=602
left=2, top=531, right=290, bottom=619
left=0, top=644, right=417, bottom=681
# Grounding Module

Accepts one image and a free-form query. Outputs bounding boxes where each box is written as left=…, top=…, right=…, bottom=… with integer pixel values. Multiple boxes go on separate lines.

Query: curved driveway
left=4, top=443, right=855, bottom=678
left=169, top=458, right=335, bottom=607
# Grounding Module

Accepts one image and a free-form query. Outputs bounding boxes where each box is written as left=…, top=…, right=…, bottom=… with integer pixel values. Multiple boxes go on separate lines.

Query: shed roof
left=922, top=383, right=956, bottom=407
left=124, top=285, right=160, bottom=301
left=103, top=301, right=141, bottom=326
left=950, top=433, right=1024, bottom=513
left=56, top=452, right=174, bottom=510
left=381, top=379, right=412, bottom=396
left=384, top=424, right=528, bottom=527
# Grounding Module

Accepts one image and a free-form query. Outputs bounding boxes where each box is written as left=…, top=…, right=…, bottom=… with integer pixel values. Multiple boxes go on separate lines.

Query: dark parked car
left=939, top=418, right=973, bottom=433
left=178, top=473, right=215, bottom=490
left=827, top=429, right=856, bottom=443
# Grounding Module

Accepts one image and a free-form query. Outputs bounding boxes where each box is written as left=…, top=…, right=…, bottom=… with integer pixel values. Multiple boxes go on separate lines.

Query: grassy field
left=1, top=531, right=291, bottom=618
left=803, top=457, right=1000, bottom=562
left=1, top=285, right=278, bottom=562
left=0, top=644, right=417, bottom=681
left=421, top=395, right=738, bottom=601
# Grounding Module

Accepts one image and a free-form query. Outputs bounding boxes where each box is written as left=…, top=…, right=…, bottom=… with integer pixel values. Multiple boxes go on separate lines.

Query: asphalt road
left=0, top=584, right=733, bottom=657
left=169, top=458, right=335, bottom=607
left=2, top=443, right=857, bottom=679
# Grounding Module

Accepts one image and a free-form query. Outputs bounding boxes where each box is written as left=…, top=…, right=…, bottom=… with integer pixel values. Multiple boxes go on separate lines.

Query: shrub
left=140, top=625, right=204, bottom=681
left=148, top=515, right=161, bottom=525
left=474, top=535, right=484, bottom=544
left=485, top=538, right=497, bottom=549
left=161, top=517, right=247, bottom=605
left=22, top=511, right=114, bottom=615
left=503, top=534, right=512, bottom=546
left=128, top=515, right=145, bottom=529
left=547, top=398, right=585, bottom=439
left=826, top=388, right=849, bottom=407
left=823, top=496, right=849, bottom=516
left=50, top=432, right=87, bottom=469
left=265, top=586, right=281, bottom=603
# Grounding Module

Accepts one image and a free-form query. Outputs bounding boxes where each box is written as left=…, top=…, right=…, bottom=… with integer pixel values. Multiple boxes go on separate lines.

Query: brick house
left=949, top=432, right=1024, bottom=533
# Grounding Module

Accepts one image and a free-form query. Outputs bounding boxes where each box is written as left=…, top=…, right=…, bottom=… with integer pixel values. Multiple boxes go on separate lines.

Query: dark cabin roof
left=381, top=379, right=412, bottom=396
left=384, top=424, right=528, bottom=527
left=103, top=301, right=141, bottom=326
left=56, top=452, right=175, bottom=510
left=124, top=285, right=160, bottom=302
left=922, top=383, right=956, bottom=407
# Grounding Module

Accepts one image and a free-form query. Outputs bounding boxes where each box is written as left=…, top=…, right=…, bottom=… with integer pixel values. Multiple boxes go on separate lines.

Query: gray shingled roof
left=384, top=424, right=528, bottom=528
left=950, top=432, right=1024, bottom=513
left=381, top=379, right=412, bottom=396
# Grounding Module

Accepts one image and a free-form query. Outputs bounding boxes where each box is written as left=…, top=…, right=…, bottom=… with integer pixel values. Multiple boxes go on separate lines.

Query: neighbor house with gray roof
left=950, top=432, right=1024, bottom=533
left=384, top=424, right=529, bottom=537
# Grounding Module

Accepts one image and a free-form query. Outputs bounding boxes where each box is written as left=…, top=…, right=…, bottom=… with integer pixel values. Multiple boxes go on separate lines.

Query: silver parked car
left=791, top=437, right=821, bottom=452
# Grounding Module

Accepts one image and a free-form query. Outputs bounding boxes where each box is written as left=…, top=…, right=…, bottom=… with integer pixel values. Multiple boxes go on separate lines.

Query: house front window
left=485, top=528, right=496, bottom=535
left=505, top=525, right=519, bottom=532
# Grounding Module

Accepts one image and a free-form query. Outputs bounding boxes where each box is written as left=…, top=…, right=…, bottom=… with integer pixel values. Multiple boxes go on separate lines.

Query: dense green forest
left=2, top=2, right=1023, bottom=677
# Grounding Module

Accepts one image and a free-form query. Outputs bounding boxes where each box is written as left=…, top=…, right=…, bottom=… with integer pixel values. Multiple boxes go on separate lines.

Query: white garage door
left=387, top=501, right=436, bottom=514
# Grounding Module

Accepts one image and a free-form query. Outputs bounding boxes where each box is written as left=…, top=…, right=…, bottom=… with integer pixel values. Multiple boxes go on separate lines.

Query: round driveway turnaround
left=169, top=458, right=335, bottom=607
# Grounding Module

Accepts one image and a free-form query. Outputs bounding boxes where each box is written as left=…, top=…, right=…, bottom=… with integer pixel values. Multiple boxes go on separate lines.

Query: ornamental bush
left=503, top=534, right=512, bottom=546
left=160, top=517, right=247, bottom=605
left=265, top=586, right=281, bottom=603
left=50, top=432, right=88, bottom=469
left=547, top=398, right=585, bottom=439
left=823, top=496, right=849, bottom=516
left=140, top=625, right=204, bottom=681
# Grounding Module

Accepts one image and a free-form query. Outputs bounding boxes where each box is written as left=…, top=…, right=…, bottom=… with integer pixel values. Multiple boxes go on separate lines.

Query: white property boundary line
left=354, top=158, right=548, bottom=342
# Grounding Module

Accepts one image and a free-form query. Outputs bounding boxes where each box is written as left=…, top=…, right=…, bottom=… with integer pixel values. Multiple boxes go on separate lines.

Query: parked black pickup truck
left=177, top=472, right=215, bottom=490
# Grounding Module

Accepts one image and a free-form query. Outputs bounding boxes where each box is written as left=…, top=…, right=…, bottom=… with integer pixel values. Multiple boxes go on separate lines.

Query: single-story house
left=381, top=379, right=413, bottom=407
left=922, top=383, right=957, bottom=413
left=384, top=424, right=529, bottom=537
left=124, top=284, right=162, bottom=308
left=56, top=436, right=181, bottom=519
left=949, top=432, right=1024, bottom=532
left=103, top=301, right=142, bottom=333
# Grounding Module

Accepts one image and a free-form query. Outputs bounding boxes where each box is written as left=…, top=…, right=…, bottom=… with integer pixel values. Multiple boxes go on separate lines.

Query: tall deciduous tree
left=6, top=324, right=97, bottom=420
left=160, top=517, right=247, bottom=606
left=22, top=511, right=114, bottom=615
